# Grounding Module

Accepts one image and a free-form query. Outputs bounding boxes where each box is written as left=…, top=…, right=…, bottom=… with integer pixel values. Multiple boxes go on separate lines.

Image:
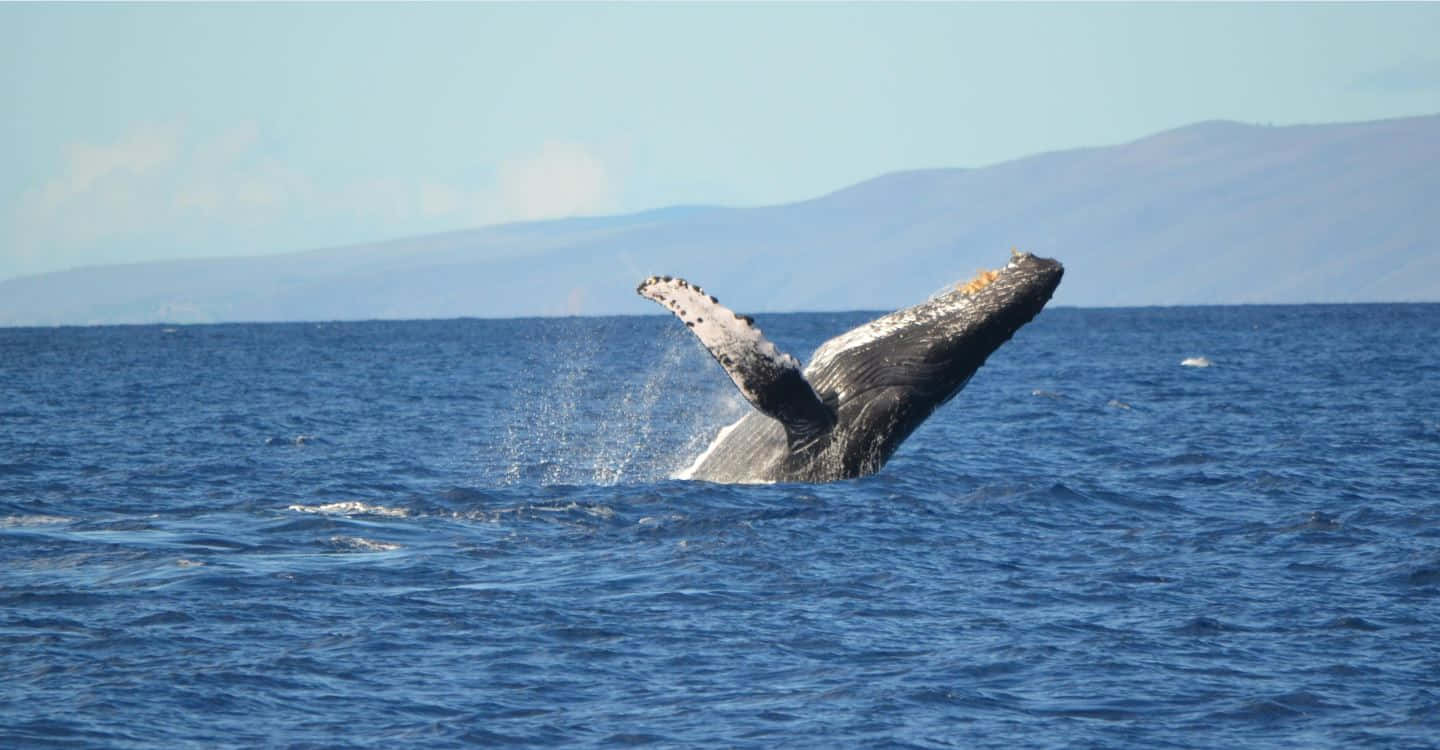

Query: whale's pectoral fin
left=638, top=276, right=836, bottom=450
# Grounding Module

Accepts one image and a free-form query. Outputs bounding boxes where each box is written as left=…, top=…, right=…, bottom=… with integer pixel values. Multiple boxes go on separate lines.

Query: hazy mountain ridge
left=3, top=114, right=1436, bottom=326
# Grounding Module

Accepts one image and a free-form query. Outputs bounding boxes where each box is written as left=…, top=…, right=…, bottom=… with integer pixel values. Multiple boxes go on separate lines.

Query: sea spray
left=589, top=329, right=692, bottom=484
left=496, top=317, right=741, bottom=486
left=498, top=317, right=603, bottom=485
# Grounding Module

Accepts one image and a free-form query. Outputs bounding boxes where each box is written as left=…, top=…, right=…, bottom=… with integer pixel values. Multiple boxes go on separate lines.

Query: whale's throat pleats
left=637, top=276, right=836, bottom=450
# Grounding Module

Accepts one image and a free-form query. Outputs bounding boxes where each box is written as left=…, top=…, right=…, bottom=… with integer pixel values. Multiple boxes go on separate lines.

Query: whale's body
left=639, top=251, right=1063, bottom=483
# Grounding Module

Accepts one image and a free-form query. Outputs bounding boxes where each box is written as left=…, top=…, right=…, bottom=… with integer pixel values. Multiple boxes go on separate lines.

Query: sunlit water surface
left=3, top=305, right=1439, bottom=748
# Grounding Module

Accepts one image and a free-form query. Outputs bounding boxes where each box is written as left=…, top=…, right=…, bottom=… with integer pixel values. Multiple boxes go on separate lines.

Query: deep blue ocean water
left=3, top=304, right=1439, bottom=748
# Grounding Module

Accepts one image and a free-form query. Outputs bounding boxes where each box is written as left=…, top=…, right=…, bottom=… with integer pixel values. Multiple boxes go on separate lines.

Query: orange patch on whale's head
left=957, top=268, right=1001, bottom=296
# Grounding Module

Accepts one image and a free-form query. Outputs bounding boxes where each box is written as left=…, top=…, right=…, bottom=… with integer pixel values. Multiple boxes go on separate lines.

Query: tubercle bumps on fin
left=636, top=274, right=831, bottom=442
left=638, top=275, right=706, bottom=299
left=638, top=276, right=760, bottom=329
left=636, top=275, right=798, bottom=373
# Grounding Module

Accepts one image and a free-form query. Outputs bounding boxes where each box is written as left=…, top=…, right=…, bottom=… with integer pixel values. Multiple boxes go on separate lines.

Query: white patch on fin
left=638, top=276, right=833, bottom=441
left=638, top=276, right=798, bottom=393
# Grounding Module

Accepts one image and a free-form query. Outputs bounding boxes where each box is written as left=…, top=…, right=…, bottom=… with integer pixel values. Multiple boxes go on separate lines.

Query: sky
left=3, top=2, right=1438, bottom=282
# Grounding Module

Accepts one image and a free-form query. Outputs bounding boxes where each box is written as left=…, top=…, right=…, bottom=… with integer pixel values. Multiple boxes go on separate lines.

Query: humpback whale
left=638, top=250, right=1064, bottom=483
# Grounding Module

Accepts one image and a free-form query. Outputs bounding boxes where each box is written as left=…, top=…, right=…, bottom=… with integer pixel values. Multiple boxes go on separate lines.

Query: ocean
left=3, top=304, right=1438, bottom=748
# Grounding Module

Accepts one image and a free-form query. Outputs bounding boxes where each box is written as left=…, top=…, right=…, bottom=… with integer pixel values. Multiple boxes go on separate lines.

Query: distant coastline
left=2, top=114, right=1436, bottom=327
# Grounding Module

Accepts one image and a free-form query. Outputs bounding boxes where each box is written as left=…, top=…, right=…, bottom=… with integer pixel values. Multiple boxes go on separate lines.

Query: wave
left=286, top=501, right=410, bottom=518
left=1, top=514, right=71, bottom=528
left=328, top=535, right=402, bottom=552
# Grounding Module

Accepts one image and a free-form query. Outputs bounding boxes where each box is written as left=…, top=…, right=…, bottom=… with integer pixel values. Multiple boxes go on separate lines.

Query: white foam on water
left=329, top=536, right=402, bottom=552
left=287, top=501, right=410, bottom=518
left=1, top=514, right=71, bottom=527
left=527, top=501, right=616, bottom=519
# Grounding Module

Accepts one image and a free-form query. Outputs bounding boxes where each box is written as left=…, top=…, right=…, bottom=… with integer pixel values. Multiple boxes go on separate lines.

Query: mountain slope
left=3, top=114, right=1436, bottom=326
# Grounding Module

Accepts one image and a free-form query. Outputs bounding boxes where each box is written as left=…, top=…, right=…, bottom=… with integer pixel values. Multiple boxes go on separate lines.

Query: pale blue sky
left=4, top=2, right=1438, bottom=281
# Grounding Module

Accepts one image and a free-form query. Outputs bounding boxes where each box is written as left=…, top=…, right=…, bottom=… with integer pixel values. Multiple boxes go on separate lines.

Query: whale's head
left=801, top=251, right=1063, bottom=471
left=917, top=250, right=1065, bottom=407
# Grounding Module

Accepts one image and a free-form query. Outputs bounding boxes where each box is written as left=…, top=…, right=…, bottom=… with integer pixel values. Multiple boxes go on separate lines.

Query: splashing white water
left=329, top=536, right=402, bottom=552
left=287, top=501, right=411, bottom=518
left=495, top=321, right=739, bottom=487
left=589, top=333, right=692, bottom=485
left=498, top=319, right=604, bottom=486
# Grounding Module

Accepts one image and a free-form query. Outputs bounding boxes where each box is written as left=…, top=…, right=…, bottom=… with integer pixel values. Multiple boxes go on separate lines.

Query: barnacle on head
left=957, top=268, right=1001, bottom=296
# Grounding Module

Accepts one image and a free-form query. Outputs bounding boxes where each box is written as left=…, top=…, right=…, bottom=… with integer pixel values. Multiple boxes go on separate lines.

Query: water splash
left=498, top=318, right=603, bottom=486
left=286, top=501, right=410, bottom=518
left=589, top=333, right=693, bottom=485
left=495, top=320, right=739, bottom=487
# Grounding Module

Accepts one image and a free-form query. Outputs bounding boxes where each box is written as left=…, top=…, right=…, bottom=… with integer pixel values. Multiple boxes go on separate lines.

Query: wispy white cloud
left=6, top=125, right=622, bottom=279
left=495, top=141, right=617, bottom=222
left=410, top=141, right=620, bottom=226
left=53, top=124, right=180, bottom=199
left=172, top=122, right=312, bottom=217
left=16, top=124, right=180, bottom=247
left=10, top=123, right=311, bottom=275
